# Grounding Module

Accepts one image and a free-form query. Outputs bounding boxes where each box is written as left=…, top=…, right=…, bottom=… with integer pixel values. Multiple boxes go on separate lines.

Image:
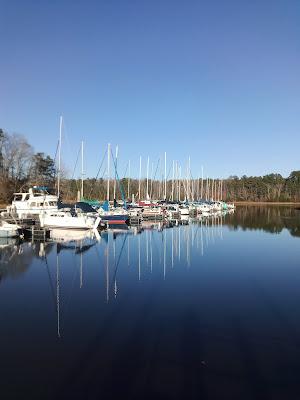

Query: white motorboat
left=39, top=211, right=100, bottom=230
left=0, top=221, right=21, bottom=238
left=5, top=186, right=58, bottom=218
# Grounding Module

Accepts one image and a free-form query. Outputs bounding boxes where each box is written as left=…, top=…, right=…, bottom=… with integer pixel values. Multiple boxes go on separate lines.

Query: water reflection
left=226, top=205, right=300, bottom=237
left=1, top=206, right=300, bottom=398
left=1, top=206, right=300, bottom=339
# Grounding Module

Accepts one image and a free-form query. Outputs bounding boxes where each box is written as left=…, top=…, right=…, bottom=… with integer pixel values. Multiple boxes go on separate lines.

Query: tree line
left=1, top=128, right=300, bottom=203
left=0, top=129, right=56, bottom=202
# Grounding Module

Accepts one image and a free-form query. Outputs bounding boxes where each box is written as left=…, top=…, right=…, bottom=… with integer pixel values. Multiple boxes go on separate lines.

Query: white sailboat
left=39, top=210, right=100, bottom=230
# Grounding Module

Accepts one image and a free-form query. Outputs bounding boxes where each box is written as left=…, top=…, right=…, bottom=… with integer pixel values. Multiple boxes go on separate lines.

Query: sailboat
left=97, top=144, right=129, bottom=225
left=39, top=123, right=101, bottom=230
left=39, top=209, right=101, bottom=230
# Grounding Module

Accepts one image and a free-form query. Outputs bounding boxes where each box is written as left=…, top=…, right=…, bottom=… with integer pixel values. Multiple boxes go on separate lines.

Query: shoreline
left=234, top=201, right=300, bottom=206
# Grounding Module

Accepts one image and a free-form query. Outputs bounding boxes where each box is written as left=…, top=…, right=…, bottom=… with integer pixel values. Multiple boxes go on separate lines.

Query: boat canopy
left=101, top=200, right=110, bottom=211
left=81, top=198, right=101, bottom=207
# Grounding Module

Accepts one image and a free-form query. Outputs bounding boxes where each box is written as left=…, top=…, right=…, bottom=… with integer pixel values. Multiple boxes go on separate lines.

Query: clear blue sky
left=1, top=0, right=299, bottom=179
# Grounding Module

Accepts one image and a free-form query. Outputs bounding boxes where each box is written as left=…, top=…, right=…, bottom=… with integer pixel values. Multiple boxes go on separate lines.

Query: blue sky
left=1, top=0, right=299, bottom=179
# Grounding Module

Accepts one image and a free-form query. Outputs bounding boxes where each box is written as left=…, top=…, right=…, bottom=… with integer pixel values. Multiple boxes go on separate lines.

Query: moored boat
left=39, top=210, right=100, bottom=230
left=5, top=186, right=58, bottom=219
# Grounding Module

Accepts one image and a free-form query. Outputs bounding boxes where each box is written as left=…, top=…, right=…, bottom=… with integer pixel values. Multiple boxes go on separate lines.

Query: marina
left=1, top=1, right=299, bottom=398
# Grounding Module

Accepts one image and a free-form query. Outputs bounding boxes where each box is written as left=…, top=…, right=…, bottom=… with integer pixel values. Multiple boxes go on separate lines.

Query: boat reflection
left=0, top=210, right=233, bottom=338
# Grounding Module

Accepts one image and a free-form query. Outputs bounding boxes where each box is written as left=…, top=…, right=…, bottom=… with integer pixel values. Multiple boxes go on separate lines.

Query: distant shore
left=235, top=201, right=300, bottom=206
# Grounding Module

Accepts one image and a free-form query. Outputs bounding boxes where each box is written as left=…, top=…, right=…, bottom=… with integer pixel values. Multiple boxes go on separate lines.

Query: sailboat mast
left=113, top=145, right=118, bottom=200
left=81, top=140, right=84, bottom=199
left=146, top=156, right=149, bottom=199
left=220, top=179, right=223, bottom=201
left=171, top=160, right=175, bottom=201
left=201, top=166, right=203, bottom=200
left=57, top=116, right=62, bottom=198
left=138, top=156, right=142, bottom=200
left=128, top=159, right=131, bottom=199
left=188, top=156, right=191, bottom=201
left=107, top=143, right=111, bottom=201
left=164, top=151, right=167, bottom=200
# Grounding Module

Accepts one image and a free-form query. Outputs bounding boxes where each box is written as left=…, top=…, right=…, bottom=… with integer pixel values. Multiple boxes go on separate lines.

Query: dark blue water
left=1, top=206, right=300, bottom=399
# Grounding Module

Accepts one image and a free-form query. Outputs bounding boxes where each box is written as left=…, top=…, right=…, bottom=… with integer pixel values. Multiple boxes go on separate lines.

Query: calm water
left=1, top=206, right=300, bottom=399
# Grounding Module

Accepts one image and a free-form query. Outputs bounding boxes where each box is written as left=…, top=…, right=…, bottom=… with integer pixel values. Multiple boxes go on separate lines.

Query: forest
left=1, top=128, right=300, bottom=203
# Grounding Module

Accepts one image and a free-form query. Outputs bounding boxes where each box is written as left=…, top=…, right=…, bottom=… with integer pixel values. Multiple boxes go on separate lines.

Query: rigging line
left=88, top=149, right=107, bottom=199
left=110, top=148, right=126, bottom=205
left=61, top=118, right=77, bottom=168
left=53, top=140, right=59, bottom=184
left=53, top=140, right=59, bottom=164
left=65, top=250, right=80, bottom=314
left=150, top=158, right=160, bottom=198
left=110, top=234, right=128, bottom=290
left=43, top=254, right=57, bottom=314
left=166, top=164, right=172, bottom=180
left=122, top=160, right=129, bottom=179
left=153, top=158, right=160, bottom=181
left=65, top=146, right=81, bottom=200
left=97, top=166, right=109, bottom=199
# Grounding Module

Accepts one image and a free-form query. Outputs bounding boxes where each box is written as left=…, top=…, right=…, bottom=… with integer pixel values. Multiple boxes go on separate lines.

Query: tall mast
left=146, top=156, right=149, bottom=199
left=138, top=156, right=142, bottom=200
left=179, top=165, right=181, bottom=202
left=186, top=159, right=189, bottom=202
left=107, top=143, right=111, bottom=201
left=164, top=151, right=167, bottom=200
left=113, top=145, right=118, bottom=200
left=81, top=140, right=84, bottom=199
left=57, top=116, right=62, bottom=198
left=128, top=159, right=131, bottom=199
left=171, top=160, right=175, bottom=201
left=201, top=166, right=203, bottom=200
left=188, top=156, right=191, bottom=201
left=220, top=179, right=223, bottom=201
left=150, top=162, right=154, bottom=200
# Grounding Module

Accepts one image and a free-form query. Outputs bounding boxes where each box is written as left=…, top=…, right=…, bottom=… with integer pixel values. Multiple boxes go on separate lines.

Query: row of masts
left=56, top=117, right=225, bottom=202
